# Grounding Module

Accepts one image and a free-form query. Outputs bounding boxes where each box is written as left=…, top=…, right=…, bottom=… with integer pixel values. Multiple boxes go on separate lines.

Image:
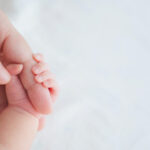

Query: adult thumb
left=0, top=62, right=10, bottom=84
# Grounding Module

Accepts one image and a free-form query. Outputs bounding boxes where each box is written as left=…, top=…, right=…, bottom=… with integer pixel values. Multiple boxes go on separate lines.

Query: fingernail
left=18, top=64, right=23, bottom=70
left=34, top=68, right=39, bottom=74
left=0, top=62, right=11, bottom=84
left=32, top=66, right=40, bottom=74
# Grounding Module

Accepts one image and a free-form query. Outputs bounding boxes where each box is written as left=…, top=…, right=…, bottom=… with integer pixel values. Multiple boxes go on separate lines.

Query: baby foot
left=32, top=53, right=59, bottom=103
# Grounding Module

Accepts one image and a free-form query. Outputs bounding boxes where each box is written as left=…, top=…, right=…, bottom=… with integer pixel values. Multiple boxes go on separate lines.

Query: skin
left=0, top=53, right=58, bottom=128
left=0, top=54, right=58, bottom=150
left=0, top=10, right=59, bottom=149
left=0, top=64, right=37, bottom=150
left=0, top=10, right=56, bottom=114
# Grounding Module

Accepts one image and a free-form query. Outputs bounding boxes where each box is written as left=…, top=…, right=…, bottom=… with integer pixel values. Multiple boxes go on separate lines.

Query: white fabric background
left=0, top=0, right=150, bottom=149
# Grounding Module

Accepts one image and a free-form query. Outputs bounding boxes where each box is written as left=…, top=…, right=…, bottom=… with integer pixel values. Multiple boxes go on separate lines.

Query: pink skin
left=0, top=63, right=23, bottom=113
left=0, top=10, right=59, bottom=130
left=0, top=10, right=53, bottom=114
left=0, top=53, right=58, bottom=131
left=32, top=53, right=59, bottom=130
left=32, top=54, right=59, bottom=103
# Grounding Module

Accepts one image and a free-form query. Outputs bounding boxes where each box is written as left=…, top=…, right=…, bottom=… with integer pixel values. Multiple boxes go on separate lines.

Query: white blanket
left=0, top=0, right=150, bottom=149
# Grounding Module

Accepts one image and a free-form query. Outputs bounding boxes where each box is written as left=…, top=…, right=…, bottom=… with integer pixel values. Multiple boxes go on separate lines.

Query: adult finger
left=0, top=62, right=10, bottom=85
left=6, top=64, right=23, bottom=75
